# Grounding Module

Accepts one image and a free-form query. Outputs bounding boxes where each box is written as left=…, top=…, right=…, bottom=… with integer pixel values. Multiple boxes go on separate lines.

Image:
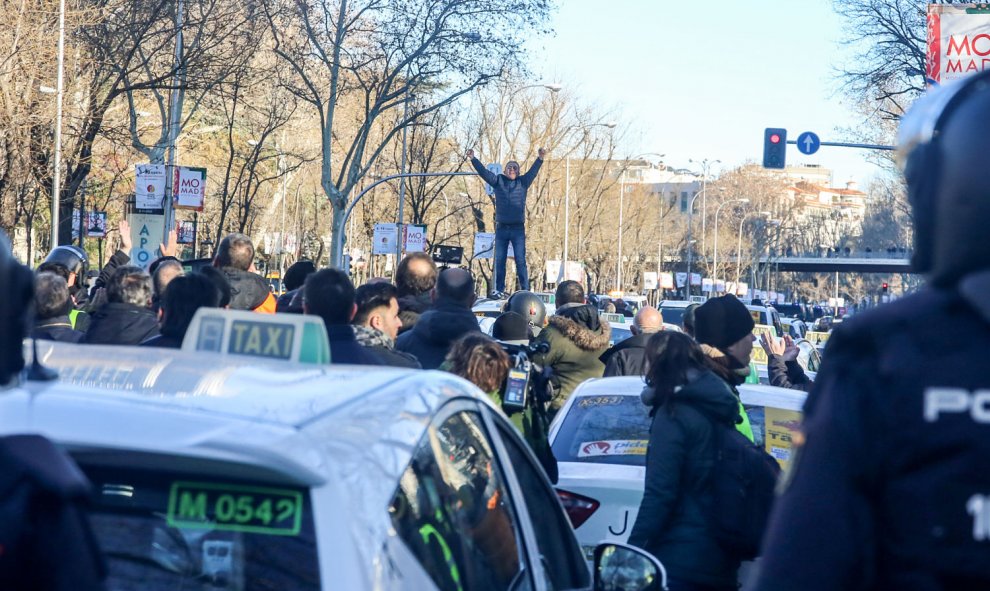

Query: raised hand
left=538, top=147, right=547, bottom=159
left=118, top=218, right=132, bottom=251
left=466, top=149, right=475, bottom=159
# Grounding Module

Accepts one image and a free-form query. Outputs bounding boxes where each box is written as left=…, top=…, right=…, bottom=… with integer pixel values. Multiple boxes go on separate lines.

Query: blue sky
left=529, top=0, right=890, bottom=185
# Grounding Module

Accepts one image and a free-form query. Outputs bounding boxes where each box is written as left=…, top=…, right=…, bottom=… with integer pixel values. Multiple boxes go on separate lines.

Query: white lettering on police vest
left=967, top=494, right=990, bottom=542
left=924, top=388, right=990, bottom=422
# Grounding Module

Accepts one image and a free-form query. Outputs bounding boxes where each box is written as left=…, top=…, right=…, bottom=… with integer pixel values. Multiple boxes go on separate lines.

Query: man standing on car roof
left=755, top=69, right=990, bottom=591
left=466, top=147, right=545, bottom=298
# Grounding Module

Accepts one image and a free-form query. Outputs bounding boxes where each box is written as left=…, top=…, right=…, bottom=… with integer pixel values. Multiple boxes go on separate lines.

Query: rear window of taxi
left=81, top=464, right=320, bottom=591
left=552, top=394, right=651, bottom=466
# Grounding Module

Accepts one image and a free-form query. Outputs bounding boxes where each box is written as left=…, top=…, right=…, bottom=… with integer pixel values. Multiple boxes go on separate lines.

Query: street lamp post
left=497, top=82, right=562, bottom=164
left=248, top=138, right=289, bottom=279
left=688, top=158, right=720, bottom=264
left=735, top=211, right=772, bottom=291
left=685, top=191, right=705, bottom=298
left=560, top=121, right=617, bottom=283
left=712, top=198, right=749, bottom=291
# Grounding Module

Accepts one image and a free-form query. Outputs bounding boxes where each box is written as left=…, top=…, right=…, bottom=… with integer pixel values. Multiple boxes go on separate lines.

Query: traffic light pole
left=786, top=140, right=895, bottom=151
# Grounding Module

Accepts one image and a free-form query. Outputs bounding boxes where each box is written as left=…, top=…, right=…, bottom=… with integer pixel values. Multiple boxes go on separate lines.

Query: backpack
left=708, top=419, right=782, bottom=560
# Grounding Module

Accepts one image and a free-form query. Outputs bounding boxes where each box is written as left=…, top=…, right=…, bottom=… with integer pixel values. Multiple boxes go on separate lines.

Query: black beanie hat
left=694, top=295, right=755, bottom=351
left=493, top=311, right=530, bottom=344
left=283, top=260, right=317, bottom=291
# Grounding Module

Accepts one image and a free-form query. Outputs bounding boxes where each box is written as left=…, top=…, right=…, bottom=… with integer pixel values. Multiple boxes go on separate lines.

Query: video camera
left=497, top=340, right=552, bottom=413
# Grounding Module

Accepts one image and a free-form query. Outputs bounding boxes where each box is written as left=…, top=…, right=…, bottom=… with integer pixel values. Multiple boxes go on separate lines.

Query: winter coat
left=470, top=157, right=543, bottom=224
left=765, top=354, right=814, bottom=392
left=31, top=316, right=85, bottom=343
left=531, top=305, right=611, bottom=411
left=325, top=324, right=384, bottom=366
left=83, top=302, right=160, bottom=345
left=353, top=325, right=421, bottom=369
left=139, top=334, right=183, bottom=349
left=396, top=292, right=432, bottom=335
left=220, top=268, right=277, bottom=313
left=395, top=300, right=481, bottom=369
left=600, top=332, right=653, bottom=377
left=275, top=288, right=303, bottom=314
left=627, top=370, right=743, bottom=588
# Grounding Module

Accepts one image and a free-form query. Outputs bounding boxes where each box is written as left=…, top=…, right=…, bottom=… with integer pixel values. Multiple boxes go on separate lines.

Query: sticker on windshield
left=167, top=481, right=303, bottom=536
left=578, top=440, right=648, bottom=458
left=577, top=396, right=625, bottom=408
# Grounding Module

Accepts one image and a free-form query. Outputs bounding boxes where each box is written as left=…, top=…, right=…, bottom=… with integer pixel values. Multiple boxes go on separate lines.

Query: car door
left=388, top=400, right=535, bottom=591
left=482, top=409, right=592, bottom=591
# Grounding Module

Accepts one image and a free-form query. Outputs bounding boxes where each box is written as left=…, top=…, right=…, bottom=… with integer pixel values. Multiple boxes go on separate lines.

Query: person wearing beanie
left=276, top=260, right=316, bottom=313
left=492, top=311, right=531, bottom=346
left=693, top=294, right=756, bottom=442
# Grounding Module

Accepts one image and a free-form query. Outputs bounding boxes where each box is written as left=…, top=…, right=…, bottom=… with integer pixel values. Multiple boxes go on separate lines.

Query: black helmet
left=898, top=69, right=990, bottom=284
left=1, top=231, right=34, bottom=386
left=505, top=290, right=546, bottom=335
left=42, top=245, right=89, bottom=287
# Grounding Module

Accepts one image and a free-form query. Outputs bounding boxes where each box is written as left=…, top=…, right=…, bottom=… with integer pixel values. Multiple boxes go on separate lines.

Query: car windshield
left=81, top=464, right=320, bottom=591
left=552, top=394, right=651, bottom=466
left=659, top=306, right=687, bottom=327
left=775, top=304, right=804, bottom=319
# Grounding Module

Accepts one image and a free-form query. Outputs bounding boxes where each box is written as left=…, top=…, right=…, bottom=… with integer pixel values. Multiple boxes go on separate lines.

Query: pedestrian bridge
left=758, top=256, right=914, bottom=274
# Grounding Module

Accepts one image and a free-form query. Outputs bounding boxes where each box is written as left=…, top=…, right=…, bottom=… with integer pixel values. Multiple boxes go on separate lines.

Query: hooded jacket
left=628, top=369, right=743, bottom=588
left=83, top=302, right=160, bottom=346
left=31, top=316, right=85, bottom=343
left=531, top=304, right=611, bottom=411
left=600, top=331, right=654, bottom=377
left=220, top=268, right=276, bottom=313
left=395, top=300, right=481, bottom=369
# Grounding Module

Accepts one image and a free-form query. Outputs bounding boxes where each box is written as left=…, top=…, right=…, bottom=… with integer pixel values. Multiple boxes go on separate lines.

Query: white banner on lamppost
left=473, top=232, right=514, bottom=260
left=174, top=166, right=207, bottom=211
left=135, top=164, right=167, bottom=211
left=373, top=223, right=399, bottom=255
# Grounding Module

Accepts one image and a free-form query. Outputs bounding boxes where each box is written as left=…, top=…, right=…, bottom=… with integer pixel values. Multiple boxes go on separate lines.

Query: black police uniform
left=755, top=67, right=990, bottom=591
left=755, top=287, right=990, bottom=590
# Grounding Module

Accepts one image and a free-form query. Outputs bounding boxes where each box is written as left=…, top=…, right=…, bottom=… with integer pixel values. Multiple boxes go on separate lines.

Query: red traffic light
left=882, top=282, right=888, bottom=288
left=769, top=133, right=781, bottom=144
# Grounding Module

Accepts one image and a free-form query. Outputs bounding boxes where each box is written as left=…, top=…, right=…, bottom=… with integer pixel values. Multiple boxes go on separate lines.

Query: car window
left=495, top=422, right=590, bottom=591
left=609, top=326, right=633, bottom=346
left=390, top=410, right=526, bottom=591
left=551, top=395, right=651, bottom=466
left=81, top=464, right=320, bottom=591
left=658, top=306, right=686, bottom=327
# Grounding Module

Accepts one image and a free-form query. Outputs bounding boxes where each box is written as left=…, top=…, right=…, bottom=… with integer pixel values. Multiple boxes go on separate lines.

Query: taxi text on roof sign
left=183, top=308, right=331, bottom=364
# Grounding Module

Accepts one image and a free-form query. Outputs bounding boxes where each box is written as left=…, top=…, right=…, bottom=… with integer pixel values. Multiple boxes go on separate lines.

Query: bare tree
left=263, top=0, right=552, bottom=265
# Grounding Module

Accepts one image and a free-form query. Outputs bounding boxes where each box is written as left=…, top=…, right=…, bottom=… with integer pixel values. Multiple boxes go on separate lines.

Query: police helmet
left=897, top=69, right=990, bottom=284
left=42, top=245, right=89, bottom=287
left=505, top=290, right=547, bottom=334
left=1, top=231, right=34, bottom=386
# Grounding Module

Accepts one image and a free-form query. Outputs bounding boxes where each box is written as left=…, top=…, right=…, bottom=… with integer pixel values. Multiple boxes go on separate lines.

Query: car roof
left=10, top=341, right=489, bottom=486
left=659, top=300, right=695, bottom=309
left=566, top=376, right=805, bottom=411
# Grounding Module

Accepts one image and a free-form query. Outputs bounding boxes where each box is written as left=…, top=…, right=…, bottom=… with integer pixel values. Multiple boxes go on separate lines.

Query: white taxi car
left=4, top=310, right=665, bottom=591
left=549, top=376, right=806, bottom=562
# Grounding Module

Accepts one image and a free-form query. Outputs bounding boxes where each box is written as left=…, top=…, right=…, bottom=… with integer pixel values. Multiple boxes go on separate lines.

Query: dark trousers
left=495, top=223, right=527, bottom=292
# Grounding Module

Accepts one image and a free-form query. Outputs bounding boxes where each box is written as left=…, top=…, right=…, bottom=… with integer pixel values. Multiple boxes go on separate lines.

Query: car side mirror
left=593, top=542, right=667, bottom=591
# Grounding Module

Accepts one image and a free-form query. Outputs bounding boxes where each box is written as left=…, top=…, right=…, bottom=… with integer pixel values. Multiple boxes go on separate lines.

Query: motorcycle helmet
left=505, top=290, right=547, bottom=336
left=42, top=245, right=89, bottom=289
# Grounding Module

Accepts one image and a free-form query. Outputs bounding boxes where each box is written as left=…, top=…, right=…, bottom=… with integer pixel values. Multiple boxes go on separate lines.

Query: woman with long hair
left=627, top=330, right=743, bottom=591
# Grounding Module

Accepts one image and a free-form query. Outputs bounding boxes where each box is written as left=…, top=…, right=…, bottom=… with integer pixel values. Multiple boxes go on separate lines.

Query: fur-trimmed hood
left=547, top=314, right=611, bottom=351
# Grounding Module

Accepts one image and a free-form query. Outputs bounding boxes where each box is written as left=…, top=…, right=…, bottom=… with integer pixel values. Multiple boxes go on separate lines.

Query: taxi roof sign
left=602, top=312, right=626, bottom=324
left=182, top=309, right=330, bottom=365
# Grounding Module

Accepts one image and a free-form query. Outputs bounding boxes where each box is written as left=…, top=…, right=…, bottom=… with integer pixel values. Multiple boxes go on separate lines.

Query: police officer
left=754, top=70, right=990, bottom=590
left=0, top=231, right=107, bottom=590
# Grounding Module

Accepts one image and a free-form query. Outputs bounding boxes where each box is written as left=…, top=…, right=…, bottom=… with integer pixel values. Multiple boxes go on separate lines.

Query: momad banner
left=927, top=4, right=990, bottom=85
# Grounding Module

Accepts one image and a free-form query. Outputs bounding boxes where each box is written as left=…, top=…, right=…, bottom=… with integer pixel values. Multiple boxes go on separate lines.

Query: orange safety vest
left=253, top=292, right=277, bottom=314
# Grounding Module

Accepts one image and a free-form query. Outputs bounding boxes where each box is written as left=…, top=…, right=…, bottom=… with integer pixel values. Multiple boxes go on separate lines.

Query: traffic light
left=763, top=128, right=787, bottom=169
left=882, top=282, right=889, bottom=293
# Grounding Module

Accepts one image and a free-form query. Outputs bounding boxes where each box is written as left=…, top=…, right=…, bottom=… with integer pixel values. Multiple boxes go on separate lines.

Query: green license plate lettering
left=168, top=482, right=303, bottom=535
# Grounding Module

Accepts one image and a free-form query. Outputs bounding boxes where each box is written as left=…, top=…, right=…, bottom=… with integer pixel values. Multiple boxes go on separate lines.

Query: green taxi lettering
left=178, top=491, right=207, bottom=521
left=168, top=482, right=303, bottom=535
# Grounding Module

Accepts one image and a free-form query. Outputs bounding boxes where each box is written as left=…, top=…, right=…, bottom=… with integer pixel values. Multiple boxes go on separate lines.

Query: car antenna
left=26, top=338, right=58, bottom=382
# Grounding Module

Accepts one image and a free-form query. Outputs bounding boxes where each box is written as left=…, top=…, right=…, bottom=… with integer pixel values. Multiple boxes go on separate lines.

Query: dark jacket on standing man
left=627, top=369, right=743, bottom=589
left=396, top=292, right=432, bottom=335
left=221, top=268, right=277, bottom=313
left=326, top=325, right=383, bottom=366
left=470, top=157, right=543, bottom=224
left=83, top=302, right=160, bottom=345
left=395, top=300, right=480, bottom=369
left=600, top=332, right=652, bottom=377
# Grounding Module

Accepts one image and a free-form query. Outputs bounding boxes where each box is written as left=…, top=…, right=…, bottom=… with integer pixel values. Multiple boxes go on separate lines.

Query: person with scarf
left=692, top=294, right=756, bottom=442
